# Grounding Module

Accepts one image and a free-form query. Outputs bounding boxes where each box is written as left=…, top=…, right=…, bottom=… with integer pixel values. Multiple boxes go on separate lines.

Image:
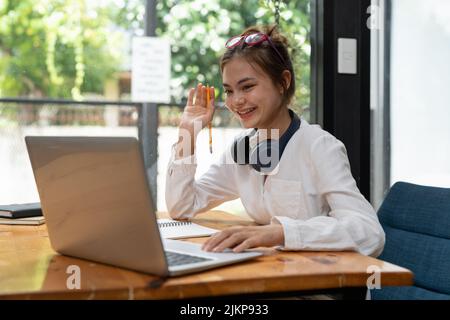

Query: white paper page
left=157, top=219, right=219, bottom=239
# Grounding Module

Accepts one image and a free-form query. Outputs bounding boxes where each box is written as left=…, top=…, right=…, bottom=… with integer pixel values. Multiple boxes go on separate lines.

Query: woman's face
left=222, top=56, right=287, bottom=130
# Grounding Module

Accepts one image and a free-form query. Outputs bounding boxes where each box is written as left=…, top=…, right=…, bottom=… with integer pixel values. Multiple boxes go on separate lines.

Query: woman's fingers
left=194, top=83, right=203, bottom=106
left=190, top=84, right=214, bottom=111
left=202, top=227, right=239, bottom=251
left=187, top=88, right=195, bottom=106
left=202, top=230, right=229, bottom=251
left=202, top=227, right=252, bottom=252
left=233, top=238, right=256, bottom=253
left=212, top=232, right=247, bottom=253
left=181, top=84, right=214, bottom=132
left=202, top=225, right=284, bottom=253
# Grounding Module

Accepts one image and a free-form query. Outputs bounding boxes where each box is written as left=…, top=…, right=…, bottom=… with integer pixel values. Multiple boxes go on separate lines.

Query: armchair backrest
left=371, top=182, right=450, bottom=300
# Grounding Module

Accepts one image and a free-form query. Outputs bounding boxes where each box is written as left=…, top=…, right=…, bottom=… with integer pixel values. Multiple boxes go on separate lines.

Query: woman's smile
left=236, top=107, right=257, bottom=121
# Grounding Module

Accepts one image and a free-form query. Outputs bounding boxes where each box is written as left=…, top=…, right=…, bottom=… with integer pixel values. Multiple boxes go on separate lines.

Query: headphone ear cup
left=250, top=139, right=280, bottom=174
left=232, top=135, right=250, bottom=165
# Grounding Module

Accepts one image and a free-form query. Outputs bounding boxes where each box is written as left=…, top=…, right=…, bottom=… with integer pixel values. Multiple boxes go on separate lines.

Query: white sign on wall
left=131, top=37, right=171, bottom=103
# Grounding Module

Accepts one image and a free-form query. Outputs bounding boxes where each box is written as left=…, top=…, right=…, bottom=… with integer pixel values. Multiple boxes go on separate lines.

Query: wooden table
left=0, top=211, right=413, bottom=299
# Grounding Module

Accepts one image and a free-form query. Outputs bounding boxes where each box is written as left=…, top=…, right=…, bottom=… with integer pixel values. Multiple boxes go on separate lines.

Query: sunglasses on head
left=225, top=33, right=287, bottom=67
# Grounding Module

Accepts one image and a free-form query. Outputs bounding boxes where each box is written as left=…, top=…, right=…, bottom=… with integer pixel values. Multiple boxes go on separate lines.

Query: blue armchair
left=370, top=181, right=450, bottom=300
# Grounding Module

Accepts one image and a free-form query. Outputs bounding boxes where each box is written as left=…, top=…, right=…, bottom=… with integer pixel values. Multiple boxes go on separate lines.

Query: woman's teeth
left=237, top=108, right=256, bottom=115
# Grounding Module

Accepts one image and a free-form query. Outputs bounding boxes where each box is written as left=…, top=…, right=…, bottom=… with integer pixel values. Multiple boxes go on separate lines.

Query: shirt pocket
left=266, top=178, right=307, bottom=219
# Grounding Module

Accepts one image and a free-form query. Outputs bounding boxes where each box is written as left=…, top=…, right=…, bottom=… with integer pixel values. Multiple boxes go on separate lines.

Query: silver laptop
left=25, top=136, right=262, bottom=276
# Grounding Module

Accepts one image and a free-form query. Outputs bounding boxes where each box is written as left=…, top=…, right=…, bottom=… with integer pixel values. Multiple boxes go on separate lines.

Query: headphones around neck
left=231, top=109, right=301, bottom=174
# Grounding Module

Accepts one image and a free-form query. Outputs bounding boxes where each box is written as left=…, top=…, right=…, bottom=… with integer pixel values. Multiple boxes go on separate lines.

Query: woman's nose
left=233, top=94, right=245, bottom=106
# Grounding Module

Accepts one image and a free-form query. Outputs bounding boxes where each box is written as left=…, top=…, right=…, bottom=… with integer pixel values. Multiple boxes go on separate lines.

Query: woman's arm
left=273, top=134, right=385, bottom=257
left=165, top=84, right=239, bottom=219
left=203, top=133, right=385, bottom=257
left=165, top=150, right=239, bottom=219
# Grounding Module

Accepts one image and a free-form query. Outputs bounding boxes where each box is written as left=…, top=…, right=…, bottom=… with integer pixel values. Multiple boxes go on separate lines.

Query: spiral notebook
left=157, top=219, right=219, bottom=239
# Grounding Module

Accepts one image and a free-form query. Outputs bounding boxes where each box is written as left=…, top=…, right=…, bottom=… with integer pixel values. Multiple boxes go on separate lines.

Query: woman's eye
left=242, top=85, right=254, bottom=91
left=224, top=89, right=232, bottom=96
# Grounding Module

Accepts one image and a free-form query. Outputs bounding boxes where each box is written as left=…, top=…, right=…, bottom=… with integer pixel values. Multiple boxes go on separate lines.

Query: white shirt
left=165, top=119, right=385, bottom=257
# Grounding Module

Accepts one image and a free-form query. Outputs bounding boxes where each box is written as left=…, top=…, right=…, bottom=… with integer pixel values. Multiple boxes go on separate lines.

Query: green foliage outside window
left=0, top=0, right=310, bottom=116
left=156, top=0, right=311, bottom=115
left=0, top=0, right=122, bottom=99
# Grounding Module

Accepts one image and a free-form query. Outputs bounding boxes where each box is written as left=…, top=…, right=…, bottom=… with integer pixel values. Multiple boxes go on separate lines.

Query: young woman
left=165, top=25, right=385, bottom=257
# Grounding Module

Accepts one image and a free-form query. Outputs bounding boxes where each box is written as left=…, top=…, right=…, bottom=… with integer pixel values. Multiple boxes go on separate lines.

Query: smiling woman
left=165, top=24, right=386, bottom=258
left=220, top=26, right=294, bottom=134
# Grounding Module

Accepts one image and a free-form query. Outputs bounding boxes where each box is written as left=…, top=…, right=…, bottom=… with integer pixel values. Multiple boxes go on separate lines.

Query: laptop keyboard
left=165, top=251, right=212, bottom=266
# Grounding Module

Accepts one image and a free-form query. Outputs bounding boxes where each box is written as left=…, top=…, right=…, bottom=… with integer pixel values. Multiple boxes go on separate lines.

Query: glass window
left=371, top=0, right=450, bottom=208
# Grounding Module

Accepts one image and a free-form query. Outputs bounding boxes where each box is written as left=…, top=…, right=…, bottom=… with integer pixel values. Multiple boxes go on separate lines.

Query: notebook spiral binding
left=158, top=221, right=193, bottom=228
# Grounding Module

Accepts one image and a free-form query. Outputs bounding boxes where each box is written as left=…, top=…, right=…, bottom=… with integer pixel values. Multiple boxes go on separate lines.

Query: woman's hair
left=220, top=25, right=295, bottom=108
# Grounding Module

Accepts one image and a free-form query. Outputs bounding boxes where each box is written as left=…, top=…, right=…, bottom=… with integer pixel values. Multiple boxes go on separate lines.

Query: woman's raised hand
left=179, top=83, right=215, bottom=134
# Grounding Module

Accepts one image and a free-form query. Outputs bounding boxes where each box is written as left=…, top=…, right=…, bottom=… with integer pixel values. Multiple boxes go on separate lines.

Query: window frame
left=310, top=0, right=372, bottom=201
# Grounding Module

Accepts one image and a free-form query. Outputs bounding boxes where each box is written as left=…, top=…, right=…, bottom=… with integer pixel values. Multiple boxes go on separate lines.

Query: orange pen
left=206, top=85, right=213, bottom=153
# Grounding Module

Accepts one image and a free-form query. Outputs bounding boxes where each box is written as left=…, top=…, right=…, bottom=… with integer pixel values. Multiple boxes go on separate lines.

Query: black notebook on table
left=0, top=202, right=42, bottom=219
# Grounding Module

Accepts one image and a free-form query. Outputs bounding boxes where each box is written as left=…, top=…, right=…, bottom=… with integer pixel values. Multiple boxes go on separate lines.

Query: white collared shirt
left=165, top=119, right=385, bottom=257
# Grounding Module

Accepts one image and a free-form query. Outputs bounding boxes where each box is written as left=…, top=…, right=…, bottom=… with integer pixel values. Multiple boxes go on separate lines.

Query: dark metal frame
left=369, top=0, right=392, bottom=209
left=309, top=0, right=324, bottom=126
left=310, top=0, right=372, bottom=201
left=140, top=0, right=159, bottom=204
left=382, top=0, right=392, bottom=198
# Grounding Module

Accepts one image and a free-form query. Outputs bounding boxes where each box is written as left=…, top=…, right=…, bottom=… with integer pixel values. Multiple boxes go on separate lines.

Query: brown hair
left=220, top=25, right=295, bottom=108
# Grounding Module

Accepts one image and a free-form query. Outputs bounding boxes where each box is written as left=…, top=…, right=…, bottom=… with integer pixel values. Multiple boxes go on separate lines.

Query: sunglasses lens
left=226, top=36, right=243, bottom=48
left=245, top=33, right=265, bottom=45
left=225, top=32, right=287, bottom=67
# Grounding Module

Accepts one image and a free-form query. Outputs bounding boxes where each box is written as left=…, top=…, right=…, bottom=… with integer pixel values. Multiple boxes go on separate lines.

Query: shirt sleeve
left=165, top=143, right=239, bottom=219
left=272, top=134, right=385, bottom=257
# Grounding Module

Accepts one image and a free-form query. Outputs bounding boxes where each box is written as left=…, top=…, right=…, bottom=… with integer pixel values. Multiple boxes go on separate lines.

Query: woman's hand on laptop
left=201, top=225, right=284, bottom=253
